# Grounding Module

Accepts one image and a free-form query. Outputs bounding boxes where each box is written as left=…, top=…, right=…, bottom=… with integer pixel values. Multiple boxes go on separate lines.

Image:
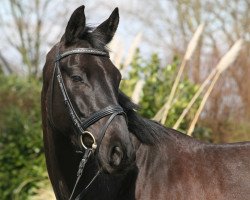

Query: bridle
left=49, top=45, right=127, bottom=200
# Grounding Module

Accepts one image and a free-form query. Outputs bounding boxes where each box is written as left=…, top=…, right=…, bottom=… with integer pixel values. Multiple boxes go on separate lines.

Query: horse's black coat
left=41, top=5, right=250, bottom=200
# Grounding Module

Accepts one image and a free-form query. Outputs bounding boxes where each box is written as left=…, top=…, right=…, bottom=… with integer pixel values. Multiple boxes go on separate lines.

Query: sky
left=0, top=0, right=149, bottom=74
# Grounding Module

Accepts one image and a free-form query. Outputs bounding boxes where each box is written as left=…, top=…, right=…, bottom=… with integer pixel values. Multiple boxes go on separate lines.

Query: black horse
left=41, top=5, right=250, bottom=200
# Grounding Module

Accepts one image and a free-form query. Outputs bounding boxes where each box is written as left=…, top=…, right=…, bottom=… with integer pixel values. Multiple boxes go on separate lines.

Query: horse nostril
left=110, top=146, right=123, bottom=167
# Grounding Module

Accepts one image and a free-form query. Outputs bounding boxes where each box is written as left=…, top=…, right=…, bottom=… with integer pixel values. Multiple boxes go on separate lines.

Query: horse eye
left=71, top=75, right=83, bottom=82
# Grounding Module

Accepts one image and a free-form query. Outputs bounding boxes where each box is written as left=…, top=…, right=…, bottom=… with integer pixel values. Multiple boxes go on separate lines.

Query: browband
left=55, top=48, right=109, bottom=61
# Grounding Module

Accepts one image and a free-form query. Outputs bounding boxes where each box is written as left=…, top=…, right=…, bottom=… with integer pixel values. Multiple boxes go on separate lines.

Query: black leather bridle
left=49, top=45, right=127, bottom=200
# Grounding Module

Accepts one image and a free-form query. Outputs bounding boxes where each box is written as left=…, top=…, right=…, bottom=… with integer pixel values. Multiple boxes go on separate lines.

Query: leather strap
left=69, top=149, right=93, bottom=200
left=55, top=48, right=109, bottom=61
left=81, top=105, right=125, bottom=130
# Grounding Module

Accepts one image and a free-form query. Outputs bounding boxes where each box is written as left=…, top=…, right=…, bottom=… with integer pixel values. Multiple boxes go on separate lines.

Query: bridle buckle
left=80, top=131, right=97, bottom=150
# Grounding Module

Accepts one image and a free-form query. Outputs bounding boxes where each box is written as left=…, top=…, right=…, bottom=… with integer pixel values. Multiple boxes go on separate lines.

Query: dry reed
left=187, top=39, right=244, bottom=135
left=173, top=69, right=217, bottom=129
left=154, top=24, right=205, bottom=124
left=122, top=33, right=142, bottom=70
left=109, top=37, right=125, bottom=69
left=131, top=80, right=145, bottom=104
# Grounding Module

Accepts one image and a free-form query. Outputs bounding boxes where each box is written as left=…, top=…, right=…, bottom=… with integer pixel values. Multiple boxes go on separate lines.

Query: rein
left=49, top=45, right=127, bottom=200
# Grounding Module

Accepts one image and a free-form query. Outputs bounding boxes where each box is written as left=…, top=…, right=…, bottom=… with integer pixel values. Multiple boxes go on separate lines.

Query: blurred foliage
left=202, top=119, right=250, bottom=143
left=0, top=75, right=47, bottom=200
left=192, top=125, right=213, bottom=143
left=121, top=49, right=204, bottom=133
left=223, top=121, right=250, bottom=143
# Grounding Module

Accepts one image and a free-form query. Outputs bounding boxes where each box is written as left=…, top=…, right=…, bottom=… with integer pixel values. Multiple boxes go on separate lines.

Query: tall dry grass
left=172, top=39, right=242, bottom=130
left=109, top=33, right=142, bottom=70
left=131, top=80, right=145, bottom=104
left=187, top=39, right=243, bottom=135
left=153, top=24, right=205, bottom=123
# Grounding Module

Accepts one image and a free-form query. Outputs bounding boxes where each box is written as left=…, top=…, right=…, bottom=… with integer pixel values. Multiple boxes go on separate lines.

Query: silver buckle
left=80, top=131, right=97, bottom=150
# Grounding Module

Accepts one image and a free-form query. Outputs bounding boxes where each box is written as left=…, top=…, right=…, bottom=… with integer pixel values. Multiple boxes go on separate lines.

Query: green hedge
left=0, top=75, right=47, bottom=200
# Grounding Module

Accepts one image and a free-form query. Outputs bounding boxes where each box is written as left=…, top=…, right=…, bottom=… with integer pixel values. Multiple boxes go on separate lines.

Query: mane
left=60, top=25, right=109, bottom=53
left=118, top=90, right=169, bottom=145
left=80, top=26, right=110, bottom=51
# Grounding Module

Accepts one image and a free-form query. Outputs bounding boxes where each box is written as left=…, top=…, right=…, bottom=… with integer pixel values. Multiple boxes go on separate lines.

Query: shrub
left=0, top=75, right=47, bottom=200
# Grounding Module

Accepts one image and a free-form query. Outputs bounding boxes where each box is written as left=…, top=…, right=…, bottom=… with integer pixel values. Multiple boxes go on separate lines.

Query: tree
left=0, top=0, right=92, bottom=77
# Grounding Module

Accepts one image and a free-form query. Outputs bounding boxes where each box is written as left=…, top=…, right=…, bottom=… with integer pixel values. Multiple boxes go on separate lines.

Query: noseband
left=49, top=45, right=127, bottom=200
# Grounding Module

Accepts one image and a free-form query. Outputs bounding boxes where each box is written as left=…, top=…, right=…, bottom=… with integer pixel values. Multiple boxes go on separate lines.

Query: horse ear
left=93, top=7, right=119, bottom=44
left=64, top=5, right=86, bottom=45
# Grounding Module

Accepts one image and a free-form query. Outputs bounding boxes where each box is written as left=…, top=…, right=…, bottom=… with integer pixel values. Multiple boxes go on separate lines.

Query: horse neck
left=68, top=158, right=138, bottom=200
left=134, top=127, right=194, bottom=169
left=43, top=126, right=82, bottom=199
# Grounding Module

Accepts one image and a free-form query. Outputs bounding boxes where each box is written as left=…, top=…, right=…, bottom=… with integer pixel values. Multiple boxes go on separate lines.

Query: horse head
left=43, top=5, right=135, bottom=174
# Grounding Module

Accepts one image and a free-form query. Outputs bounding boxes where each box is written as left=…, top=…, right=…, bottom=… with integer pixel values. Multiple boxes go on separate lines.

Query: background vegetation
left=0, top=0, right=249, bottom=199
left=121, top=50, right=201, bottom=132
left=0, top=75, right=47, bottom=199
